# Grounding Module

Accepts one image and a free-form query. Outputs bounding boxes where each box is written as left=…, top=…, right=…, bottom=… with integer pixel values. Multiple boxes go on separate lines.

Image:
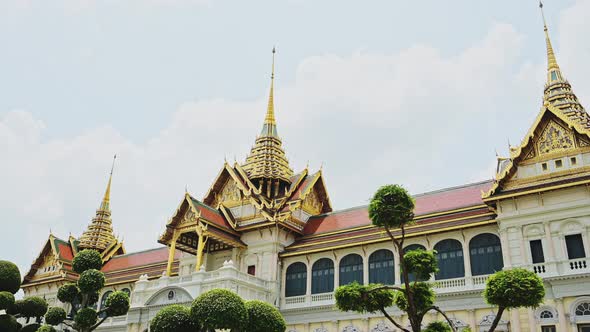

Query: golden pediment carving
left=219, top=178, right=241, bottom=205
left=302, top=188, right=322, bottom=214
left=537, top=121, right=574, bottom=155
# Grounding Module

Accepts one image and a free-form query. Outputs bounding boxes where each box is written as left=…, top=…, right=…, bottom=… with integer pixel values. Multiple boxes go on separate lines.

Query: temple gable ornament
left=537, top=120, right=574, bottom=155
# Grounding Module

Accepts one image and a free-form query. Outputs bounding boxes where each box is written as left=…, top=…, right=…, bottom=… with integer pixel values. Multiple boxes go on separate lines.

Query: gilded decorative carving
left=537, top=121, right=574, bottom=155
left=302, top=188, right=322, bottom=214
left=220, top=178, right=241, bottom=205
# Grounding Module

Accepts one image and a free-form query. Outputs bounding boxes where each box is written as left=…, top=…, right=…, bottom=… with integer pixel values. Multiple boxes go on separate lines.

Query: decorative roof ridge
left=107, top=246, right=168, bottom=259
left=413, top=179, right=494, bottom=198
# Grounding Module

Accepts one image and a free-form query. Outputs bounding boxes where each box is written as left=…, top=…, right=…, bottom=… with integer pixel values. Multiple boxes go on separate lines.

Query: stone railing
left=527, top=257, right=590, bottom=278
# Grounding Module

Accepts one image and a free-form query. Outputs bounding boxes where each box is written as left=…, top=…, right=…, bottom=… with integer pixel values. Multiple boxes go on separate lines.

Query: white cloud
left=3, top=0, right=590, bottom=278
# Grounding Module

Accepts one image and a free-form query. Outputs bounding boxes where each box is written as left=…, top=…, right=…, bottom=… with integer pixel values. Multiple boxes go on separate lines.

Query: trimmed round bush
left=0, top=314, right=19, bottom=332
left=20, top=297, right=48, bottom=318
left=368, top=185, right=415, bottom=229
left=57, top=284, right=80, bottom=303
left=105, top=291, right=130, bottom=317
left=0, top=291, right=15, bottom=310
left=335, top=282, right=395, bottom=313
left=484, top=268, right=545, bottom=309
left=88, top=291, right=99, bottom=306
left=245, top=300, right=286, bottom=332
left=403, top=249, right=438, bottom=280
left=190, top=289, right=247, bottom=331
left=45, top=307, right=67, bottom=325
left=36, top=325, right=57, bottom=332
left=78, top=269, right=105, bottom=294
left=150, top=305, right=195, bottom=332
left=74, top=308, right=98, bottom=329
left=72, top=249, right=103, bottom=274
left=19, top=323, right=40, bottom=332
left=424, top=321, right=452, bottom=332
left=0, top=261, right=21, bottom=294
left=7, top=299, right=23, bottom=315
left=394, top=282, right=434, bottom=314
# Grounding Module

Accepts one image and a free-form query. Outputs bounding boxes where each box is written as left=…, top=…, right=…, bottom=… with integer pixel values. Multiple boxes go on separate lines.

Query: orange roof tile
left=102, top=247, right=179, bottom=273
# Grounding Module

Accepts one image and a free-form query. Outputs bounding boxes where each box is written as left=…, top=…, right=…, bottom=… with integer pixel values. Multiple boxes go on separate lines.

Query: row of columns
left=165, top=223, right=209, bottom=277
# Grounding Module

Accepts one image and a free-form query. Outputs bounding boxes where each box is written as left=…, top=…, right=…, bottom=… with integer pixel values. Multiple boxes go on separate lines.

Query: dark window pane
left=530, top=240, right=545, bottom=264
left=566, top=234, right=586, bottom=259
left=368, top=250, right=394, bottom=285
left=469, top=234, right=504, bottom=276
left=434, top=239, right=465, bottom=280
left=286, top=262, right=307, bottom=297
left=311, top=258, right=334, bottom=294
left=541, top=326, right=556, bottom=332
left=339, top=254, right=363, bottom=286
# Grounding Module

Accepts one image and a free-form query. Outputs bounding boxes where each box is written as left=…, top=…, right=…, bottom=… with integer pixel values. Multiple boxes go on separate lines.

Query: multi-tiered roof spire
left=539, top=1, right=589, bottom=128
left=242, top=48, right=294, bottom=191
left=78, top=155, right=119, bottom=252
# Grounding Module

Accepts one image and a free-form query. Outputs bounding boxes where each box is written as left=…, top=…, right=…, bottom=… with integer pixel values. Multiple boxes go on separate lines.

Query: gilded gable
left=302, top=188, right=322, bottom=215
left=218, top=178, right=242, bottom=206
left=33, top=250, right=60, bottom=279
left=537, top=120, right=575, bottom=156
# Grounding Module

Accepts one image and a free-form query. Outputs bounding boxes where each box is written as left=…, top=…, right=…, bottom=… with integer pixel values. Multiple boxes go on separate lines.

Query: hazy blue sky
left=1, top=0, right=589, bottom=278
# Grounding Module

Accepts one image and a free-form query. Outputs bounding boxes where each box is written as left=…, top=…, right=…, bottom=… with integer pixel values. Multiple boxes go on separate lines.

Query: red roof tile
left=57, top=243, right=74, bottom=261
left=303, top=180, right=493, bottom=236
left=102, top=247, right=179, bottom=273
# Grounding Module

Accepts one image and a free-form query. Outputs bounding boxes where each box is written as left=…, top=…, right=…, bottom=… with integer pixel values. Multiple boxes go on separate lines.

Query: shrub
left=394, top=282, right=434, bottom=315
left=45, top=307, right=67, bottom=325
left=0, top=291, right=15, bottom=310
left=57, top=284, right=80, bottom=303
left=78, top=269, right=105, bottom=294
left=335, top=282, right=395, bottom=313
left=484, top=268, right=545, bottom=309
left=368, top=184, right=415, bottom=228
left=423, top=321, right=452, bottom=332
left=190, top=289, right=247, bottom=331
left=245, top=300, right=286, bottom=332
left=403, top=249, right=438, bottom=280
left=0, top=261, right=21, bottom=294
left=37, top=325, right=57, bottom=332
left=7, top=299, right=23, bottom=315
left=20, top=297, right=48, bottom=318
left=19, top=323, right=41, bottom=332
left=72, top=250, right=103, bottom=274
left=150, top=305, right=195, bottom=332
left=0, top=314, right=19, bottom=332
left=74, top=308, right=98, bottom=329
left=104, top=291, right=130, bottom=317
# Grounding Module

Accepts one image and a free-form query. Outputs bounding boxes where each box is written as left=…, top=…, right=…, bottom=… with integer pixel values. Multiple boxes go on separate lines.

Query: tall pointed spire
left=538, top=1, right=588, bottom=124
left=78, top=155, right=119, bottom=252
left=242, top=48, right=294, bottom=192
left=261, top=47, right=278, bottom=137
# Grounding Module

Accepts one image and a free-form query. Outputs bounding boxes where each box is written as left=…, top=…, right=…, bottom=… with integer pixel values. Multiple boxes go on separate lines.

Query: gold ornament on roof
left=538, top=121, right=574, bottom=154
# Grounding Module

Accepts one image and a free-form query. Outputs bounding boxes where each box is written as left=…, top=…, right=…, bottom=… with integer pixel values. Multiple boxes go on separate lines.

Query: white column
left=510, top=308, right=521, bottom=332
left=543, top=222, right=556, bottom=261
left=306, top=262, right=312, bottom=303
left=468, top=309, right=477, bottom=332
left=527, top=308, right=536, bottom=332
left=334, top=255, right=340, bottom=289
left=556, top=298, right=568, bottom=332
left=463, top=241, right=473, bottom=286
left=500, top=229, right=512, bottom=268
left=363, top=253, right=369, bottom=285
left=519, top=226, right=528, bottom=266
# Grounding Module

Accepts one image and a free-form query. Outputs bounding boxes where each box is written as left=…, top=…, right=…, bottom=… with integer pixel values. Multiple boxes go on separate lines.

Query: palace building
left=21, top=9, right=590, bottom=332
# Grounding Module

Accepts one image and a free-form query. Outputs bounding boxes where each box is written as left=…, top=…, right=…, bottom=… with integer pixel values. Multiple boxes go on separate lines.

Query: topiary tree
left=335, top=185, right=457, bottom=332
left=423, top=321, right=452, bottom=332
left=190, top=288, right=248, bottom=331
left=150, top=304, right=196, bottom=332
left=42, top=249, right=130, bottom=332
left=245, top=300, right=286, bottom=332
left=0, top=260, right=50, bottom=331
left=483, top=268, right=545, bottom=332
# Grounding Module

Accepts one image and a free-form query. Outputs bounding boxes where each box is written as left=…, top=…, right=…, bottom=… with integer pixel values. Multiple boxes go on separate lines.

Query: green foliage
left=0, top=291, right=15, bottom=310
left=0, top=261, right=21, bottom=294
left=423, top=321, right=452, bottom=332
left=394, top=282, right=434, bottom=315
left=7, top=299, right=23, bottom=315
left=462, top=327, right=473, bottom=332
left=19, top=323, right=41, bottom=332
left=74, top=308, right=98, bottom=329
left=245, top=300, right=287, bottom=332
left=20, top=297, right=48, bottom=318
left=57, top=284, right=80, bottom=304
left=150, top=305, right=196, bottom=332
left=335, top=282, right=395, bottom=313
left=72, top=249, right=103, bottom=274
left=0, top=314, right=19, bottom=332
left=104, top=291, right=130, bottom=317
left=45, top=307, right=67, bottom=325
left=190, top=289, right=248, bottom=331
left=36, top=325, right=57, bottom=332
left=403, top=249, right=438, bottom=280
left=368, top=184, right=415, bottom=229
left=78, top=269, right=105, bottom=294
left=484, top=268, right=545, bottom=309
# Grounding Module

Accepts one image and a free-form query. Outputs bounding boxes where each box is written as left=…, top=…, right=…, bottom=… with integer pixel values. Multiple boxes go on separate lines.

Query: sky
left=1, top=0, right=590, bottom=278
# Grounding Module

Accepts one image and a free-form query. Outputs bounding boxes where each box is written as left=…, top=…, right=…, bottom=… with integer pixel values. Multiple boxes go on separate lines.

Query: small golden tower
left=242, top=48, right=294, bottom=198
left=78, top=156, right=119, bottom=252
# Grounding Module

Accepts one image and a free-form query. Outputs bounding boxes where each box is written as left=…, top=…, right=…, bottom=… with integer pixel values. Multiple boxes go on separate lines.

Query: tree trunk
left=487, top=306, right=506, bottom=332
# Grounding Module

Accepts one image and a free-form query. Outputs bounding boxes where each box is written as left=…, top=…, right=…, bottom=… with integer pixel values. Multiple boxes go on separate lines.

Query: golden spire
left=260, top=47, right=279, bottom=137
left=78, top=155, right=119, bottom=252
left=242, top=48, right=294, bottom=188
left=539, top=1, right=562, bottom=83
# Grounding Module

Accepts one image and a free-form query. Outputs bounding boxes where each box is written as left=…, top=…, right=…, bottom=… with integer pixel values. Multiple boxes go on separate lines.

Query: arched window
left=402, top=244, right=426, bottom=283
left=575, top=302, right=590, bottom=316
left=469, top=233, right=503, bottom=276
left=540, top=310, right=554, bottom=319
left=312, top=258, right=334, bottom=294
left=434, top=239, right=465, bottom=280
left=339, top=254, right=363, bottom=286
left=99, top=291, right=112, bottom=318
left=369, top=249, right=394, bottom=285
left=285, top=262, right=307, bottom=297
